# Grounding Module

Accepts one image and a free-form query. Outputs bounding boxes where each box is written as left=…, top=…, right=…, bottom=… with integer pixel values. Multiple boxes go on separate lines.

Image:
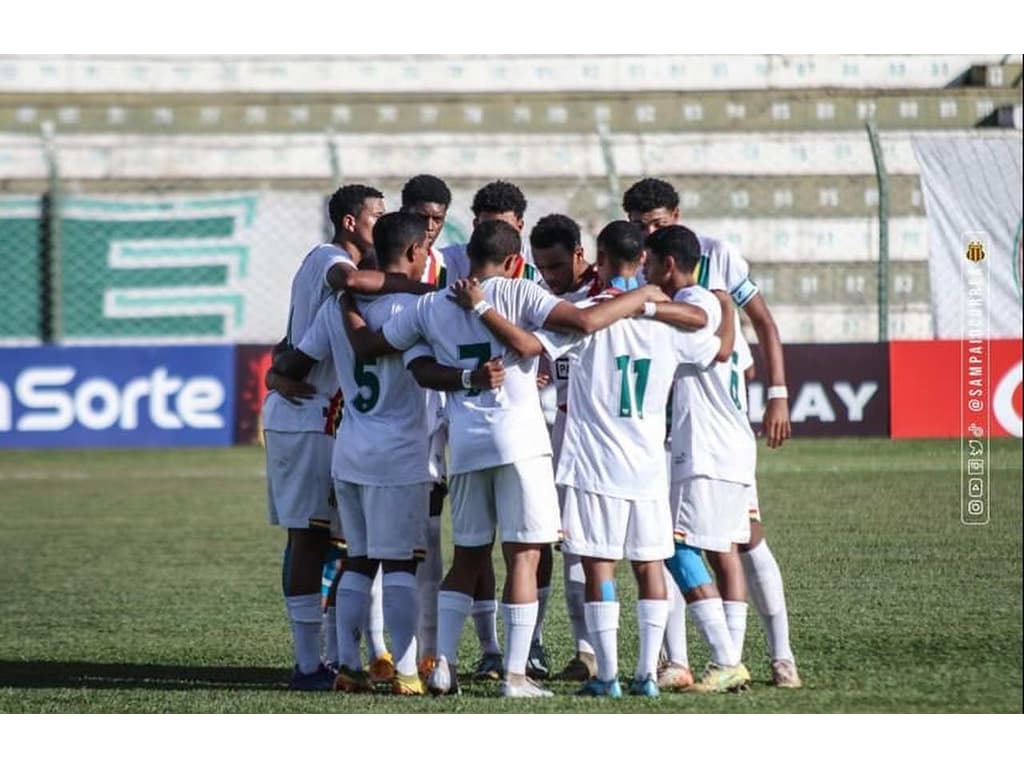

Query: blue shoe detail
left=628, top=676, right=660, bottom=698
left=288, top=663, right=334, bottom=691
left=576, top=677, right=623, bottom=698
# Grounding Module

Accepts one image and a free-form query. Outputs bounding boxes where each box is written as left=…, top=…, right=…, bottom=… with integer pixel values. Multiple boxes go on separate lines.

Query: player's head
left=372, top=211, right=429, bottom=282
left=467, top=219, right=522, bottom=276
left=622, top=177, right=680, bottom=236
left=472, top=180, right=527, bottom=231
left=400, top=174, right=451, bottom=249
left=529, top=214, right=586, bottom=296
left=596, top=220, right=645, bottom=285
left=329, top=184, right=386, bottom=253
left=643, top=225, right=701, bottom=291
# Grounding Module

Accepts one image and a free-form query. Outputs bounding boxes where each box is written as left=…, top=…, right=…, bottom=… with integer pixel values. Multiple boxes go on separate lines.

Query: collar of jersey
left=609, top=275, right=639, bottom=291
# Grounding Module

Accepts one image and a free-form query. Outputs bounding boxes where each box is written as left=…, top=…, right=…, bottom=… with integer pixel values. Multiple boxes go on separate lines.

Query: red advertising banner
left=890, top=339, right=1023, bottom=438
left=234, top=344, right=273, bottom=446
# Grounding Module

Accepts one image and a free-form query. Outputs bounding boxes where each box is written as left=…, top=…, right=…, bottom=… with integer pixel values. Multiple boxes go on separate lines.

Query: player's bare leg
left=284, top=527, right=333, bottom=689
left=470, top=548, right=503, bottom=680
left=500, top=542, right=552, bottom=697
left=707, top=545, right=749, bottom=661
left=739, top=518, right=801, bottom=687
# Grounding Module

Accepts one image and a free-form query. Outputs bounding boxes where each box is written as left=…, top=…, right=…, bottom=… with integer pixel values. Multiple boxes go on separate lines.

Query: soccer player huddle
left=262, top=175, right=802, bottom=699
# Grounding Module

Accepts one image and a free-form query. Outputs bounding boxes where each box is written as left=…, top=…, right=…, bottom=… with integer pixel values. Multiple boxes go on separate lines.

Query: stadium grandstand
left=1, top=54, right=1020, bottom=348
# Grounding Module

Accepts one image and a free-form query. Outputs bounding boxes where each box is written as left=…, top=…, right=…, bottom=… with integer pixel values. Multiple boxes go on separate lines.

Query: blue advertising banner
left=0, top=346, right=235, bottom=448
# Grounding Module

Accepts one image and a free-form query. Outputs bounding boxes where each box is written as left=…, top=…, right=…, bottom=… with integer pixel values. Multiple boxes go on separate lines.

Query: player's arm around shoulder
left=340, top=291, right=403, bottom=360
left=407, top=354, right=506, bottom=393
left=327, top=260, right=431, bottom=296
left=711, top=289, right=735, bottom=363
left=448, top=278, right=545, bottom=359
left=544, top=284, right=666, bottom=335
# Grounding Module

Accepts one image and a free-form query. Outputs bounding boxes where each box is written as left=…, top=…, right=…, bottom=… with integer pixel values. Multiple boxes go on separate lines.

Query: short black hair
left=597, top=220, right=644, bottom=264
left=645, top=225, right=701, bottom=273
left=472, top=180, right=527, bottom=219
left=401, top=174, right=452, bottom=209
left=622, top=177, right=679, bottom=215
left=530, top=214, right=581, bottom=254
left=467, top=219, right=521, bottom=266
left=372, top=212, right=427, bottom=269
left=328, top=184, right=384, bottom=229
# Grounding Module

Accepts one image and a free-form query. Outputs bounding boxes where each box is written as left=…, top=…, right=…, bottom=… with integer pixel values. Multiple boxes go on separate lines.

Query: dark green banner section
left=0, top=199, right=41, bottom=340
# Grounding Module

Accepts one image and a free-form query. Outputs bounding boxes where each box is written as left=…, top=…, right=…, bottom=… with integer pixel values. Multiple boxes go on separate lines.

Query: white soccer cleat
left=427, top=655, right=460, bottom=696
left=500, top=678, right=555, bottom=698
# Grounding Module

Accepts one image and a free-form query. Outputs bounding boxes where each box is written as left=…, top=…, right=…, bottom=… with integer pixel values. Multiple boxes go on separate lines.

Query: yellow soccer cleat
left=333, top=665, right=374, bottom=693
left=685, top=662, right=751, bottom=694
left=369, top=651, right=396, bottom=683
left=771, top=659, right=803, bottom=689
left=391, top=671, right=426, bottom=696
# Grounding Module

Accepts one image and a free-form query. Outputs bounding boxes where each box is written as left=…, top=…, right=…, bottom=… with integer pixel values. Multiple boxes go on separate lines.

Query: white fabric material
left=472, top=599, right=501, bottom=656
left=636, top=599, right=669, bottom=680
left=532, top=586, right=551, bottom=645
left=441, top=240, right=535, bottom=285
left=911, top=137, right=1023, bottom=339
left=336, top=571, right=373, bottom=670
left=286, top=593, right=323, bottom=674
left=742, top=541, right=795, bottom=662
left=382, top=276, right=561, bottom=474
left=664, top=572, right=689, bottom=667
left=671, top=475, right=751, bottom=553
left=723, top=600, right=749, bottom=660
left=502, top=601, right=539, bottom=677
left=263, top=244, right=352, bottom=432
left=688, top=597, right=739, bottom=667
left=417, top=513, right=443, bottom=657
left=437, top=590, right=474, bottom=665
left=333, top=480, right=429, bottom=560
left=365, top=568, right=387, bottom=662
left=558, top=484, right=673, bottom=561
left=448, top=457, right=561, bottom=546
left=550, top=274, right=604, bottom=451
left=298, top=293, right=433, bottom=486
left=383, top=571, right=420, bottom=676
left=564, top=554, right=592, bottom=654
left=670, top=285, right=757, bottom=486
left=323, top=606, right=338, bottom=667
left=584, top=600, right=620, bottom=681
left=536, top=293, right=721, bottom=501
left=264, top=431, right=336, bottom=529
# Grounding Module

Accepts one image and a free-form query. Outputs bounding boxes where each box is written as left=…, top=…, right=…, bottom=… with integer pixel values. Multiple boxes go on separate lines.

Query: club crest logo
left=966, top=240, right=986, bottom=263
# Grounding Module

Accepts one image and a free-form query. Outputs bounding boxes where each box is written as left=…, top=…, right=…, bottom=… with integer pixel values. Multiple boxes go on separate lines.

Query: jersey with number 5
left=382, top=276, right=562, bottom=475
left=535, top=294, right=722, bottom=501
left=297, top=293, right=434, bottom=487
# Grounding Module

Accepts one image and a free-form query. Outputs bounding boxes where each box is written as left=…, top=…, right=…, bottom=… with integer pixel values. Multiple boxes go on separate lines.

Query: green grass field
left=0, top=438, right=1020, bottom=713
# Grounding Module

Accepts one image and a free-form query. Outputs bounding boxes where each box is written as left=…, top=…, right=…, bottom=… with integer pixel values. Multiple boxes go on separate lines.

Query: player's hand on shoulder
left=470, top=356, right=505, bottom=391
left=448, top=278, right=485, bottom=310
left=265, top=369, right=316, bottom=405
left=639, top=284, right=670, bottom=303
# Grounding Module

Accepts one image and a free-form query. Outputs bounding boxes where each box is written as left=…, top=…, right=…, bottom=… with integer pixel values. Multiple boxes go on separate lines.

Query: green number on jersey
left=353, top=358, right=380, bottom=412
left=728, top=351, right=742, bottom=410
left=615, top=355, right=652, bottom=418
left=458, top=342, right=492, bottom=397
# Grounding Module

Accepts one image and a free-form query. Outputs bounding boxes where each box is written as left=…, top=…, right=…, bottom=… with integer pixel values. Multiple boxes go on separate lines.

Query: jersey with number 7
left=534, top=291, right=722, bottom=501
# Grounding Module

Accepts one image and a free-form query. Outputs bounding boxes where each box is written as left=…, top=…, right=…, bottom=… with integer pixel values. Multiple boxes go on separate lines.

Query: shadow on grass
left=0, top=660, right=289, bottom=691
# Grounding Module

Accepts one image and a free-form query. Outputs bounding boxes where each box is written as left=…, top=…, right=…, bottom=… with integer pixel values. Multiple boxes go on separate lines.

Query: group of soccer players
left=261, top=174, right=802, bottom=698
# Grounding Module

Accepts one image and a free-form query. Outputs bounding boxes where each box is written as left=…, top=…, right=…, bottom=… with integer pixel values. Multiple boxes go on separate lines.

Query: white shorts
left=333, top=480, right=429, bottom=561
left=449, top=455, right=560, bottom=547
left=670, top=475, right=751, bottom=553
left=559, top=485, right=674, bottom=562
left=747, top=483, right=762, bottom=524
left=265, top=430, right=337, bottom=531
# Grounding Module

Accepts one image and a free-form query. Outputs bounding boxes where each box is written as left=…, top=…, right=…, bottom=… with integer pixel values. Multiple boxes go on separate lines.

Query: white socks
left=364, top=568, right=387, bottom=663
left=564, top=556, right=594, bottom=655
left=437, top=590, right=473, bottom=665
left=663, top=573, right=689, bottom=667
left=502, top=602, right=539, bottom=677
left=723, top=600, right=748, bottom=660
left=635, top=599, right=668, bottom=681
left=383, top=571, right=420, bottom=676
left=336, top=571, right=373, bottom=670
left=323, top=606, right=338, bottom=668
left=471, top=599, right=501, bottom=655
left=742, top=541, right=794, bottom=661
left=532, top=587, right=551, bottom=645
left=688, top=597, right=739, bottom=667
left=286, top=593, right=323, bottom=674
left=584, top=601, right=620, bottom=681
left=417, top=515, right=442, bottom=659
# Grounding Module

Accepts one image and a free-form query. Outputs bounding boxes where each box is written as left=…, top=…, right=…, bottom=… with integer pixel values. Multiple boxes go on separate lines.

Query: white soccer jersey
left=382, top=276, right=561, bottom=475
left=298, top=293, right=434, bottom=486
left=262, top=244, right=353, bottom=432
left=421, top=246, right=449, bottom=480
left=536, top=293, right=722, bottom=501
left=670, top=285, right=757, bottom=486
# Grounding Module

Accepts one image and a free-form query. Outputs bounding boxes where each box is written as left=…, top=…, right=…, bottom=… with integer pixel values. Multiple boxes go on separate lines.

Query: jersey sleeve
left=715, top=240, right=759, bottom=308
left=321, top=251, right=355, bottom=289
left=382, top=294, right=428, bottom=352
left=402, top=341, right=435, bottom=368
left=296, top=298, right=334, bottom=362
left=514, top=279, right=563, bottom=330
left=533, top=327, right=583, bottom=361
left=671, top=325, right=721, bottom=370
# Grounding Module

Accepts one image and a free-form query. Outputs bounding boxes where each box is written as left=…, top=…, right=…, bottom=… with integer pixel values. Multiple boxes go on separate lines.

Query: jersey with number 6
left=297, top=293, right=434, bottom=486
left=670, top=285, right=757, bottom=486
left=382, top=276, right=561, bottom=475
left=535, top=293, right=722, bottom=501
